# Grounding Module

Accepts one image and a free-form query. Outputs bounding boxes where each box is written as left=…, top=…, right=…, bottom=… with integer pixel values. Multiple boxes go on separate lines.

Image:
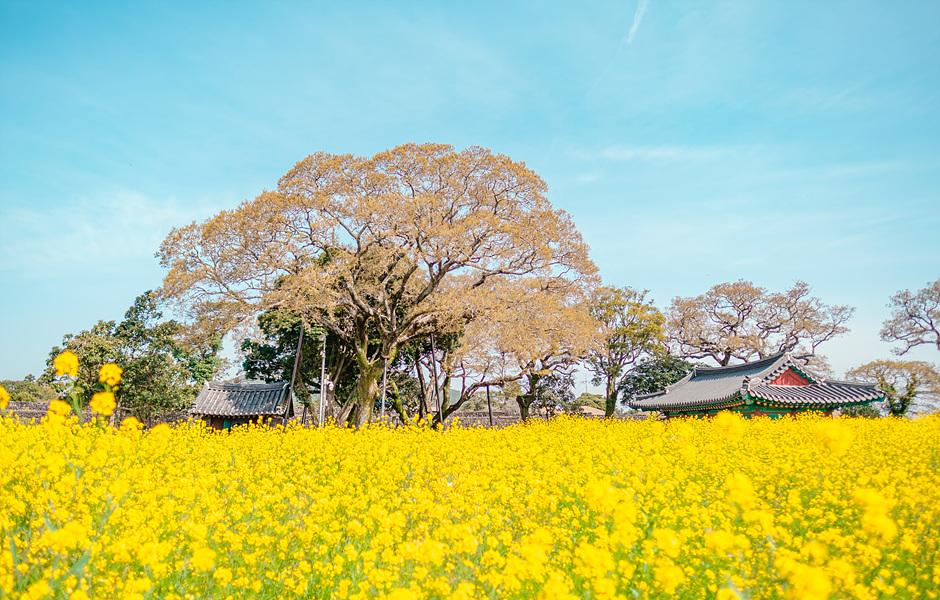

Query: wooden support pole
left=486, top=384, right=493, bottom=427
left=429, top=332, right=442, bottom=425
left=288, top=321, right=305, bottom=424
left=380, top=359, right=388, bottom=419
left=318, top=329, right=327, bottom=427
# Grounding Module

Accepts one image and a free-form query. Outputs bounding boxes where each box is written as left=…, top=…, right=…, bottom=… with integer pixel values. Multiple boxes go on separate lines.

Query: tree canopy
left=881, top=279, right=940, bottom=355
left=846, top=359, right=940, bottom=416
left=435, top=278, right=599, bottom=421
left=666, top=280, right=853, bottom=366
left=159, top=143, right=597, bottom=425
left=585, top=286, right=665, bottom=417
left=43, top=292, right=222, bottom=423
left=0, top=375, right=56, bottom=404
left=618, top=354, right=694, bottom=403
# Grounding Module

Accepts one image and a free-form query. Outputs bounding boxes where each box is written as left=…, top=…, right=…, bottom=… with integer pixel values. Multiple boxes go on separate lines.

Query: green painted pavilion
left=628, top=353, right=882, bottom=418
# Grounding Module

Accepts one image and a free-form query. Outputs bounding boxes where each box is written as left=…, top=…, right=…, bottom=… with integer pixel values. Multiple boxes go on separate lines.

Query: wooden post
left=318, top=329, right=327, bottom=427
left=486, top=384, right=493, bottom=427
left=380, top=359, right=388, bottom=419
left=288, top=321, right=305, bottom=424
left=429, top=332, right=442, bottom=425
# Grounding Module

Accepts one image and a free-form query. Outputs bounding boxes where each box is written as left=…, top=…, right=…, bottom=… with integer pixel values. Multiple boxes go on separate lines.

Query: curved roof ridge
left=819, top=378, right=879, bottom=388
left=756, top=353, right=823, bottom=385
left=660, top=369, right=696, bottom=394
left=204, top=381, right=289, bottom=391
left=693, top=352, right=787, bottom=374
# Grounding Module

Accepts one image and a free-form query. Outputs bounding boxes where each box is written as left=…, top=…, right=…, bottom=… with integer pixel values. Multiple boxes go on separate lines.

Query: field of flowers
left=1, top=407, right=938, bottom=600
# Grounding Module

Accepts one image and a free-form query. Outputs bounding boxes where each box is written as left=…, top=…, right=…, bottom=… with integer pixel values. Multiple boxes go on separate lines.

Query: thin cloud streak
left=596, top=144, right=729, bottom=162
left=0, top=193, right=217, bottom=275
left=627, top=0, right=650, bottom=44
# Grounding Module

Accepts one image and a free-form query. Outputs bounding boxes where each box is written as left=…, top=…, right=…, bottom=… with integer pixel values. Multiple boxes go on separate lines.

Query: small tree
left=666, top=280, right=853, bottom=366
left=528, top=372, right=578, bottom=418
left=585, top=286, right=665, bottom=417
left=618, top=355, right=694, bottom=403
left=878, top=376, right=918, bottom=417
left=881, top=279, right=940, bottom=355
left=846, top=360, right=940, bottom=416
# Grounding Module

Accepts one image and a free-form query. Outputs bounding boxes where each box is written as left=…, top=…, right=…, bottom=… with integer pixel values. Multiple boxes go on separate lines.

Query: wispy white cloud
left=574, top=172, right=603, bottom=184
left=626, top=0, right=650, bottom=44
left=594, top=144, right=731, bottom=162
left=0, top=191, right=218, bottom=276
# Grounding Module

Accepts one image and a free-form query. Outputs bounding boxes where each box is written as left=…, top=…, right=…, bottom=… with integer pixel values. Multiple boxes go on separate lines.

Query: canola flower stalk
left=1, top=410, right=937, bottom=600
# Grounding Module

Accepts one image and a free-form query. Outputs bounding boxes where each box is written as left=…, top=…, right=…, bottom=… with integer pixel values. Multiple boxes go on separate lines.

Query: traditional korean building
left=191, top=382, right=295, bottom=429
left=628, top=352, right=882, bottom=418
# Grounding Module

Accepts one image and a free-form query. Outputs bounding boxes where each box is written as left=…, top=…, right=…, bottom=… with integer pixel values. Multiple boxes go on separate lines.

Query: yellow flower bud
left=53, top=350, right=79, bottom=378
left=98, top=363, right=123, bottom=387
left=90, top=391, right=116, bottom=417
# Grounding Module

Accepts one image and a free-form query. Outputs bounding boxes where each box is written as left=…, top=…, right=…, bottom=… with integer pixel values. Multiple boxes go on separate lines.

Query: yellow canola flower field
left=1, top=413, right=938, bottom=600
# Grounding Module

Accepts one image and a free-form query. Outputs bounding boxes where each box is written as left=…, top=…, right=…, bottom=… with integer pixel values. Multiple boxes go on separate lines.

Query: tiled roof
left=746, top=380, right=882, bottom=406
left=191, top=382, right=290, bottom=417
left=629, top=353, right=881, bottom=412
left=630, top=354, right=788, bottom=410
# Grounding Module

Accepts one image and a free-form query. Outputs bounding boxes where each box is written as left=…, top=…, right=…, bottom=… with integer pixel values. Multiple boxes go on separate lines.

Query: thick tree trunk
left=516, top=394, right=531, bottom=421
left=517, top=397, right=529, bottom=421
left=432, top=374, right=452, bottom=427
left=605, top=375, right=618, bottom=418
left=340, top=354, right=383, bottom=427
left=517, top=373, right=540, bottom=422
left=415, top=359, right=428, bottom=421
left=389, top=380, right=409, bottom=425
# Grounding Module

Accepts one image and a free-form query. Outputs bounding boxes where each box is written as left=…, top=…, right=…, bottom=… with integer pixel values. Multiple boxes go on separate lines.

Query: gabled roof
left=628, top=353, right=881, bottom=412
left=191, top=382, right=291, bottom=418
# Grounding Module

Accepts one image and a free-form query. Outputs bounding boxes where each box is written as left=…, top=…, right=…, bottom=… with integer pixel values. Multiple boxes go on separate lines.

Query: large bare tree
left=666, top=280, right=853, bottom=366
left=158, top=143, right=596, bottom=425
left=881, top=279, right=940, bottom=355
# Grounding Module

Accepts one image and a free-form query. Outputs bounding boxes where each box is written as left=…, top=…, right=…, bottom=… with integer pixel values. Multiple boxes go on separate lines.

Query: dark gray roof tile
left=191, top=382, right=290, bottom=417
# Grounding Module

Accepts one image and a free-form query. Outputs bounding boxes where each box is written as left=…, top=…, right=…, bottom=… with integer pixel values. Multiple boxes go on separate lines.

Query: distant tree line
left=8, top=292, right=224, bottom=423
left=8, top=144, right=937, bottom=422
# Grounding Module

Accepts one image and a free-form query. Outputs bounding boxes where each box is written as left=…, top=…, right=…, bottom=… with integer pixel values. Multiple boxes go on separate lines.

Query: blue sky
left=2, top=0, right=939, bottom=380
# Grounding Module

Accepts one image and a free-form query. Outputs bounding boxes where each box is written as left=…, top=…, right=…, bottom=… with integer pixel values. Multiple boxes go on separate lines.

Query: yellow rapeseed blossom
left=98, top=363, right=123, bottom=387
left=53, top=350, right=79, bottom=378
left=0, top=385, right=9, bottom=410
left=0, top=413, right=937, bottom=598
left=653, top=558, right=686, bottom=594
left=120, top=416, right=143, bottom=431
left=89, top=391, right=116, bottom=416
left=716, top=588, right=741, bottom=600
left=190, top=547, right=216, bottom=571
left=46, top=399, right=71, bottom=417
